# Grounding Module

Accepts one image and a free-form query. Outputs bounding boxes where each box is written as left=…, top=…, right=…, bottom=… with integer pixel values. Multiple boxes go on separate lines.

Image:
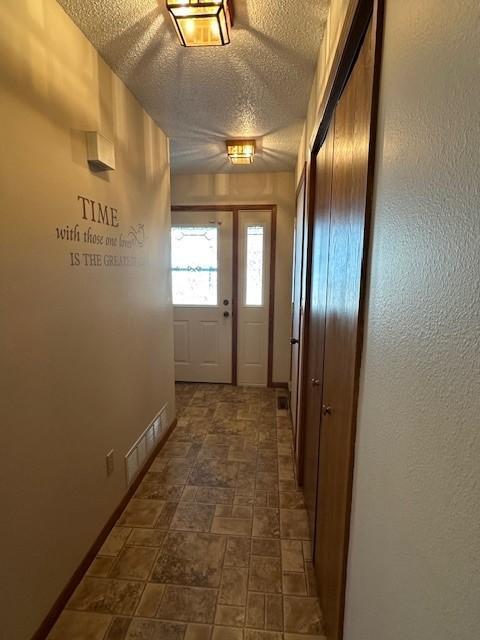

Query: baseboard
left=31, top=417, right=177, bottom=640
left=270, top=382, right=289, bottom=389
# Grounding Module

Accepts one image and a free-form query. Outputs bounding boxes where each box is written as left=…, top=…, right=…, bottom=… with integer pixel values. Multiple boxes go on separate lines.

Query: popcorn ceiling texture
left=57, top=0, right=330, bottom=174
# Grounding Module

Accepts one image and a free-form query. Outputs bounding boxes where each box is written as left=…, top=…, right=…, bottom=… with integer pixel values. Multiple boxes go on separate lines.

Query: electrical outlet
left=106, top=450, right=115, bottom=476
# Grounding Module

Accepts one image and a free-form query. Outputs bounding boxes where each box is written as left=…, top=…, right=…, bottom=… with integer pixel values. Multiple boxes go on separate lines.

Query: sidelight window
left=245, top=225, right=264, bottom=306
left=171, top=226, right=218, bottom=305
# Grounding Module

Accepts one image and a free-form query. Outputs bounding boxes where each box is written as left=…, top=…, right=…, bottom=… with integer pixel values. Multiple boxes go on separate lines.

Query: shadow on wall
left=0, top=0, right=170, bottom=189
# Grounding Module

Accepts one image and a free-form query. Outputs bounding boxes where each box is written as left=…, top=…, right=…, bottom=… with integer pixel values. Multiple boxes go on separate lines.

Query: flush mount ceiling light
left=226, top=140, right=256, bottom=165
left=166, top=0, right=233, bottom=47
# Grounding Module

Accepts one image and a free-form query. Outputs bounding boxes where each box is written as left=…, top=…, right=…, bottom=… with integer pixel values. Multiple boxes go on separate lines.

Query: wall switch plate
left=106, top=449, right=115, bottom=476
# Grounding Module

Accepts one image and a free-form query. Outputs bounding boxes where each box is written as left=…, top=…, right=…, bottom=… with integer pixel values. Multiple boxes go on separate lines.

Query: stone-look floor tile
left=111, top=546, right=158, bottom=581
left=149, top=460, right=192, bottom=485
left=156, top=502, right=179, bottom=529
left=196, top=487, right=235, bottom=504
left=255, top=473, right=278, bottom=492
left=279, top=480, right=297, bottom=492
left=86, top=556, right=115, bottom=577
left=246, top=592, right=265, bottom=628
left=279, top=492, right=305, bottom=509
left=211, top=517, right=251, bottom=537
left=189, top=459, right=238, bottom=488
left=118, top=500, right=165, bottom=528
left=160, top=442, right=193, bottom=458
left=280, top=509, right=310, bottom=540
left=152, top=531, right=226, bottom=587
left=244, top=631, right=282, bottom=640
left=283, top=596, right=324, bottom=635
left=47, top=611, right=112, bottom=640
left=284, top=635, right=327, bottom=640
left=236, top=475, right=256, bottom=496
left=265, top=594, right=283, bottom=631
left=224, top=536, right=250, bottom=567
left=181, top=486, right=198, bottom=502
left=158, top=585, right=217, bottom=623
left=305, top=561, right=319, bottom=596
left=215, top=604, right=246, bottom=626
left=302, top=540, right=313, bottom=561
left=99, top=527, right=132, bottom=557
left=125, top=618, right=186, bottom=639
left=185, top=623, right=213, bottom=640
left=135, top=482, right=183, bottom=502
left=283, top=572, right=307, bottom=595
left=213, top=627, right=244, bottom=640
left=105, top=616, right=132, bottom=640
left=251, top=539, right=281, bottom=558
left=248, top=557, right=282, bottom=594
left=171, top=503, right=216, bottom=532
left=135, top=583, right=165, bottom=617
left=252, top=509, right=280, bottom=538
left=219, top=566, right=248, bottom=606
left=127, top=528, right=167, bottom=548
left=67, top=578, right=143, bottom=615
left=267, top=493, right=279, bottom=508
left=281, top=540, right=304, bottom=573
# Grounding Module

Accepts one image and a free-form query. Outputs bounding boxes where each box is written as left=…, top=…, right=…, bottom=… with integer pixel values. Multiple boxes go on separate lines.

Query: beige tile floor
left=48, top=384, right=325, bottom=640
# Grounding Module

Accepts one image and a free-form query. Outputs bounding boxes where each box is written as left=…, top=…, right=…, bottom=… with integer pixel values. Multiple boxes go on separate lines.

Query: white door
left=171, top=210, right=233, bottom=383
left=237, top=210, right=271, bottom=386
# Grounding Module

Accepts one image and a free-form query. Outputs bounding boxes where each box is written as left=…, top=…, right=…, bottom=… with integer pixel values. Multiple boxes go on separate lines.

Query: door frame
left=171, top=204, right=277, bottom=387
left=290, top=162, right=307, bottom=457
left=295, top=0, right=384, bottom=636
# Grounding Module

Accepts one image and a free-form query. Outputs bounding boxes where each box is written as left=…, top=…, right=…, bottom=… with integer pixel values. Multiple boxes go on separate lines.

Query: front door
left=171, top=210, right=233, bottom=383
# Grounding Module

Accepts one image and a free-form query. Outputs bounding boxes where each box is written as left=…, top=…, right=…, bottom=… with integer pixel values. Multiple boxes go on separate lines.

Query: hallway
left=48, top=385, right=324, bottom=640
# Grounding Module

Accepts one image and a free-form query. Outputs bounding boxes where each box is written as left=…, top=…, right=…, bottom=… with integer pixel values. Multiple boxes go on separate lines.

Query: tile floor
left=48, top=384, right=325, bottom=640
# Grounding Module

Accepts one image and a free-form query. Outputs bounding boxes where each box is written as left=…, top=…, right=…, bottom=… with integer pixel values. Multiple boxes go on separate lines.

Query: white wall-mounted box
left=86, top=131, right=116, bottom=171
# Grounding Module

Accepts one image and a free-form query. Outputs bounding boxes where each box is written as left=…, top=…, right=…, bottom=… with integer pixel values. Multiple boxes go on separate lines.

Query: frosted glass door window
left=245, top=225, right=264, bottom=306
left=171, top=226, right=218, bottom=305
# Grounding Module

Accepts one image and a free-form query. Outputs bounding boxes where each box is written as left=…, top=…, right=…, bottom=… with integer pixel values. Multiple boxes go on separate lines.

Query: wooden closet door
left=301, top=124, right=334, bottom=535
left=314, top=21, right=376, bottom=640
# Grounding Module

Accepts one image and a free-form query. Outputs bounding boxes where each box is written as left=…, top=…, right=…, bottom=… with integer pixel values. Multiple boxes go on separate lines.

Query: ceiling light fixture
left=166, top=0, right=233, bottom=47
left=226, top=140, right=256, bottom=165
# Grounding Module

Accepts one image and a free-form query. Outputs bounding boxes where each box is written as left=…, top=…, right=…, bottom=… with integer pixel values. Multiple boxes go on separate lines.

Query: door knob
left=223, top=311, right=230, bottom=318
left=322, top=404, right=332, bottom=416
left=290, top=338, right=299, bottom=345
left=311, top=378, right=320, bottom=386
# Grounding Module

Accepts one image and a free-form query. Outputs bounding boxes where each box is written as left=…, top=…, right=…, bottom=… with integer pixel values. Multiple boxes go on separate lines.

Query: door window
left=171, top=226, right=218, bottom=305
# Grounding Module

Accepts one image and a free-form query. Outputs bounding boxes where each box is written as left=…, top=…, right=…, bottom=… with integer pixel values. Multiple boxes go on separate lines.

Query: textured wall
left=344, top=1, right=480, bottom=638
left=171, top=172, right=295, bottom=384
left=0, top=1, right=175, bottom=638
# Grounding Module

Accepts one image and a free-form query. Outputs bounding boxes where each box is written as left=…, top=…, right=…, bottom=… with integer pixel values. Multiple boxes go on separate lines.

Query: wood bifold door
left=297, top=3, right=382, bottom=640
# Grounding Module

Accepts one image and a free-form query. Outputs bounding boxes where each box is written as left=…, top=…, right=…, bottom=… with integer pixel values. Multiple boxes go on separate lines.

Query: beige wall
left=0, top=1, right=175, bottom=639
left=344, top=0, right=480, bottom=637
left=295, top=0, right=352, bottom=183
left=171, top=172, right=295, bottom=384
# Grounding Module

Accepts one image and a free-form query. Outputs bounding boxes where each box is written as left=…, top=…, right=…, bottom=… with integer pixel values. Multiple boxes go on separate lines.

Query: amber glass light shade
left=226, top=140, right=256, bottom=165
left=166, top=0, right=233, bottom=47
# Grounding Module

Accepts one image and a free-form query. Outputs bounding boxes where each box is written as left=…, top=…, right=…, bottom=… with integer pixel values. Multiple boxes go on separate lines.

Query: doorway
left=171, top=205, right=276, bottom=387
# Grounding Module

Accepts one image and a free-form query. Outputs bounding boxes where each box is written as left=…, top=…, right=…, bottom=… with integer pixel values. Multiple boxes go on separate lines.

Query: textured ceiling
left=57, top=0, right=329, bottom=174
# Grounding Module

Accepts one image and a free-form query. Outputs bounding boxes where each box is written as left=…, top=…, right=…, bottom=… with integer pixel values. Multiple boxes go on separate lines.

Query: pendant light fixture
left=226, top=140, right=256, bottom=165
left=166, top=0, right=233, bottom=47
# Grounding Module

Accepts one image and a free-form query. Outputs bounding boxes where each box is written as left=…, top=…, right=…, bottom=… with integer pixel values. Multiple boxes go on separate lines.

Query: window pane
left=171, top=226, right=218, bottom=305
left=245, top=225, right=264, bottom=306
